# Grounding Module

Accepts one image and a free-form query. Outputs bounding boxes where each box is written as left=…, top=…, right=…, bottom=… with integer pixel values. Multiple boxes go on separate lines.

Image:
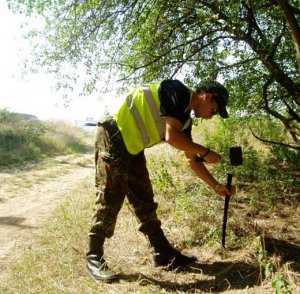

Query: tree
left=8, top=0, right=300, bottom=147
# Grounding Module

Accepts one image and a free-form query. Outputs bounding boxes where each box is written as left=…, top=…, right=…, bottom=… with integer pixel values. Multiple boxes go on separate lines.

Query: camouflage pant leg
left=126, top=152, right=162, bottom=235
left=89, top=121, right=129, bottom=239
left=89, top=119, right=162, bottom=239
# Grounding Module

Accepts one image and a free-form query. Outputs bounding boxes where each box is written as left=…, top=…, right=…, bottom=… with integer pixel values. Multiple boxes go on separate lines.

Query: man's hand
left=203, top=150, right=221, bottom=164
left=214, top=184, right=236, bottom=197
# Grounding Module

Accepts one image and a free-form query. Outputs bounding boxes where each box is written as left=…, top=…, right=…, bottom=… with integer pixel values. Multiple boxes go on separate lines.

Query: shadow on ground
left=116, top=261, right=260, bottom=292
left=0, top=216, right=34, bottom=229
left=263, top=237, right=300, bottom=272
left=0, top=152, right=93, bottom=174
left=75, top=162, right=94, bottom=168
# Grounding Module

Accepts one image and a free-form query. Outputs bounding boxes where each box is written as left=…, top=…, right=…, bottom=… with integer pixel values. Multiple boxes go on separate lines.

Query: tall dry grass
left=0, top=114, right=299, bottom=293
left=0, top=109, right=92, bottom=167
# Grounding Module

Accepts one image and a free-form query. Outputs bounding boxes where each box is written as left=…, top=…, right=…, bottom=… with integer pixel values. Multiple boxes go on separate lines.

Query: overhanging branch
left=250, top=127, right=300, bottom=151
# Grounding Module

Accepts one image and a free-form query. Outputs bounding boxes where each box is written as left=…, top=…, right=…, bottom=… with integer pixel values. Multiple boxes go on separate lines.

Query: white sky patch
left=0, top=2, right=122, bottom=122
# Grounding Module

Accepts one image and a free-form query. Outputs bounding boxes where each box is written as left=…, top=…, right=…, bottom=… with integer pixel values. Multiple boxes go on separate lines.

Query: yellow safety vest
left=115, top=83, right=165, bottom=155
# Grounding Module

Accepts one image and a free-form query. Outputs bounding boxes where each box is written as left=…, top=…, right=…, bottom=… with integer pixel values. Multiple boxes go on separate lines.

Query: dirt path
left=0, top=152, right=299, bottom=293
left=0, top=154, right=94, bottom=276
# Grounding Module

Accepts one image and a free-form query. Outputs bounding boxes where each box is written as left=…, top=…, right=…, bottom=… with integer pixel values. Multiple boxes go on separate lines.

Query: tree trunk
left=277, top=0, right=300, bottom=75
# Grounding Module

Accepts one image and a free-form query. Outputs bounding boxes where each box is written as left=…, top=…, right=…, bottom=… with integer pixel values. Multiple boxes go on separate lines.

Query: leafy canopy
left=8, top=0, right=300, bottom=146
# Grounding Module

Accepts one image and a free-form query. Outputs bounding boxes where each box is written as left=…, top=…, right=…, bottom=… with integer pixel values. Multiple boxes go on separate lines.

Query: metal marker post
left=221, top=173, right=233, bottom=248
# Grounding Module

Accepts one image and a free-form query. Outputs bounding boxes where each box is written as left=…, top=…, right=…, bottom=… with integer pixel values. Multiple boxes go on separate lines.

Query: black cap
left=195, top=81, right=229, bottom=118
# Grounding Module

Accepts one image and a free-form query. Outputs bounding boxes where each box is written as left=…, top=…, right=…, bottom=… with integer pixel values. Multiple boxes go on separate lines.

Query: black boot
left=147, top=228, right=197, bottom=269
left=86, top=255, right=118, bottom=282
left=86, top=237, right=118, bottom=282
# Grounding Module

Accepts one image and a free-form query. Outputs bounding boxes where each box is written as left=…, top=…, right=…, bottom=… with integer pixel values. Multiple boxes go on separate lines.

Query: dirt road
left=1, top=152, right=299, bottom=293
left=0, top=154, right=93, bottom=277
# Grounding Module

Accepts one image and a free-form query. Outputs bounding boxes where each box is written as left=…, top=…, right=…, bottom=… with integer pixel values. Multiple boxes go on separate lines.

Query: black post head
left=229, top=146, right=243, bottom=166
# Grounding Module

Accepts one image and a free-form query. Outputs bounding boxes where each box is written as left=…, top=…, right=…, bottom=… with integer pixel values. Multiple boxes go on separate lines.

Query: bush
left=145, top=116, right=298, bottom=251
left=0, top=109, right=91, bottom=167
left=196, top=116, right=299, bottom=209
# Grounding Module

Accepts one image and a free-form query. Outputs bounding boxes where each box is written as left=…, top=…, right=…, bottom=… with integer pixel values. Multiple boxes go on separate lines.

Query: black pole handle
left=226, top=173, right=233, bottom=188
left=221, top=173, right=233, bottom=248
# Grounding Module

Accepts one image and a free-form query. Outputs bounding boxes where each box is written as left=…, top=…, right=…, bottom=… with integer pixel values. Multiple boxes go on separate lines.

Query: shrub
left=0, top=109, right=91, bottom=167
left=196, top=116, right=298, bottom=209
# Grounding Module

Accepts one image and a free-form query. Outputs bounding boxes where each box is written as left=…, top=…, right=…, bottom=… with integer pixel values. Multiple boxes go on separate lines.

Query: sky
left=0, top=2, right=121, bottom=122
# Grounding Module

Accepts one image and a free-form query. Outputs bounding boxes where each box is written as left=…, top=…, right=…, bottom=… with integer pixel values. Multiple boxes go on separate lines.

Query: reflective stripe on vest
left=115, top=83, right=164, bottom=154
left=143, top=87, right=165, bottom=139
left=126, top=93, right=150, bottom=147
left=126, top=87, right=165, bottom=149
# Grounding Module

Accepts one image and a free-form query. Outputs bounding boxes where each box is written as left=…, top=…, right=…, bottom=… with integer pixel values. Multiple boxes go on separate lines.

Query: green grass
left=0, top=114, right=299, bottom=293
left=0, top=109, right=92, bottom=168
left=0, top=179, right=94, bottom=293
left=1, top=145, right=299, bottom=293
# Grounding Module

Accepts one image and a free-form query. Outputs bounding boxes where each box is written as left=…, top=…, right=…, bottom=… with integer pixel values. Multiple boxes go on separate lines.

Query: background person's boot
left=86, top=237, right=118, bottom=282
left=146, top=228, right=197, bottom=269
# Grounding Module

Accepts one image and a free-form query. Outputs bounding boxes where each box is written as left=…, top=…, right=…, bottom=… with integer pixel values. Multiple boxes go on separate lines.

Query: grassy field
left=0, top=117, right=299, bottom=293
left=0, top=109, right=92, bottom=168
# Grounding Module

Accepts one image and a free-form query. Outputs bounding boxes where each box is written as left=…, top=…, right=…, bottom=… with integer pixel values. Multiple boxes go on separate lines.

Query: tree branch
left=262, top=78, right=299, bottom=143
left=250, top=127, right=300, bottom=150
left=199, top=0, right=300, bottom=106
left=269, top=23, right=287, bottom=59
left=277, top=0, right=300, bottom=74
left=282, top=97, right=300, bottom=123
left=217, top=57, right=257, bottom=71
left=243, top=0, right=266, bottom=42
left=124, top=33, right=230, bottom=72
left=262, top=78, right=287, bottom=122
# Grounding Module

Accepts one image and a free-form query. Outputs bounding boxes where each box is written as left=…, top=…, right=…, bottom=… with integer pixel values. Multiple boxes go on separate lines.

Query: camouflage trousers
left=88, top=118, right=161, bottom=240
